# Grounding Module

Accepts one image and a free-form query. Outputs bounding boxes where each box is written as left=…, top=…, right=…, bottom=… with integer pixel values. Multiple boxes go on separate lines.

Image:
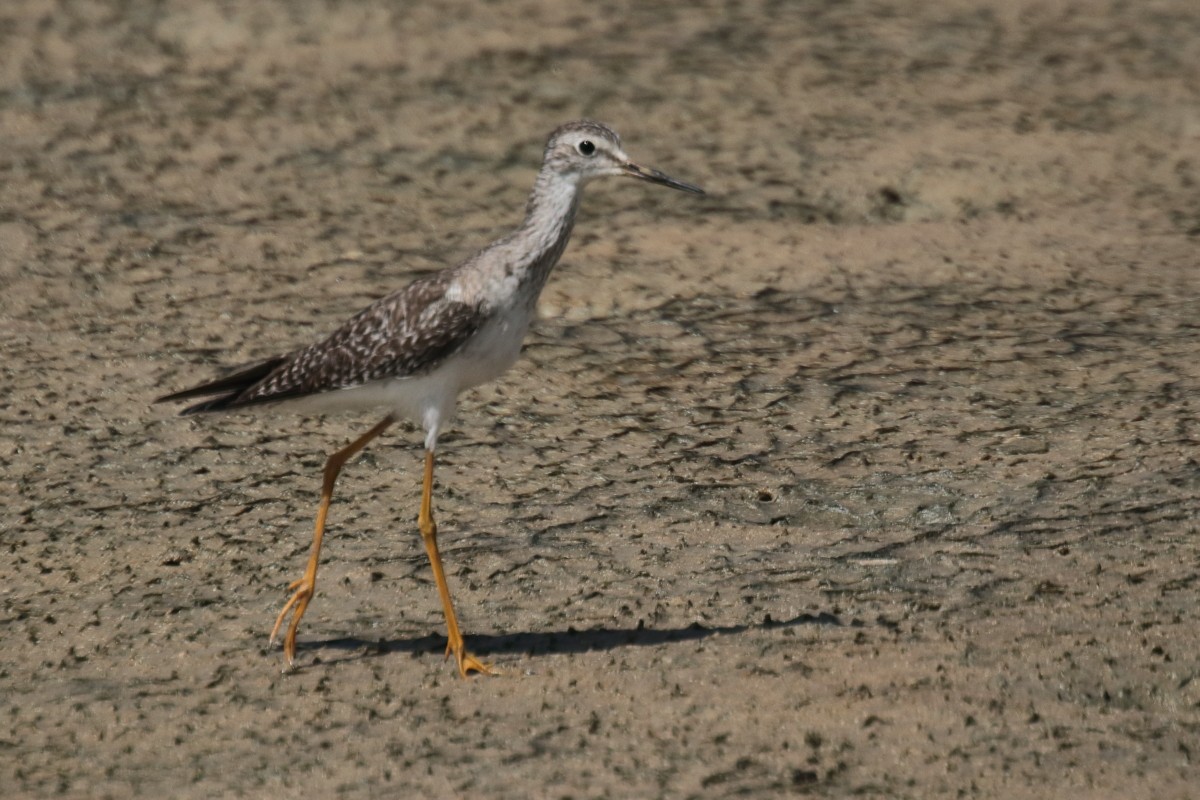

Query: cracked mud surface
left=3, top=1, right=1199, bottom=797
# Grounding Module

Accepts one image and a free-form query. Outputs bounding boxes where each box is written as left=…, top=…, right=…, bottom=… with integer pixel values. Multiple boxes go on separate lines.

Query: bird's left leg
left=270, top=415, right=395, bottom=668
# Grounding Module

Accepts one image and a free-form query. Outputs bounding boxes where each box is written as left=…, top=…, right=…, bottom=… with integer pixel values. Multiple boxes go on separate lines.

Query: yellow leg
left=419, top=449, right=493, bottom=677
left=269, top=415, right=395, bottom=668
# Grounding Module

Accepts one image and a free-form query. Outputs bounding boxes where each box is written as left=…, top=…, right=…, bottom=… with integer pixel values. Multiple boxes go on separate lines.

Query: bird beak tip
left=624, top=163, right=706, bottom=195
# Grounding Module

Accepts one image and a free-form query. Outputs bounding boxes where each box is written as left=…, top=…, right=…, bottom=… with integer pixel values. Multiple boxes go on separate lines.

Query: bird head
left=542, top=120, right=705, bottom=195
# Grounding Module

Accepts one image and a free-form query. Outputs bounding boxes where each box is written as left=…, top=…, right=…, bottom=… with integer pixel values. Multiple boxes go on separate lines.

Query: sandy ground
left=3, top=0, right=1199, bottom=797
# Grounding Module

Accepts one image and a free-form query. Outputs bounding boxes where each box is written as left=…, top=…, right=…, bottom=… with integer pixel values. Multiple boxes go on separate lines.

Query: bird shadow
left=291, top=611, right=843, bottom=670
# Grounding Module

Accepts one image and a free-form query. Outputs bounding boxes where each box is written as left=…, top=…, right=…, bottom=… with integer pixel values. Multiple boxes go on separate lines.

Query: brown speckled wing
left=166, top=273, right=484, bottom=414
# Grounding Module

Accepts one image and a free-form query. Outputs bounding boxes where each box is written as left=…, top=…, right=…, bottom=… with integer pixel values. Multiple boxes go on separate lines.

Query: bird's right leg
left=417, top=448, right=493, bottom=677
left=270, top=415, right=395, bottom=669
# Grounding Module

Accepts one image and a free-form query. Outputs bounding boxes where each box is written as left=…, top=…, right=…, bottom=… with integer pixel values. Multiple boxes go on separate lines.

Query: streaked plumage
left=165, top=272, right=484, bottom=415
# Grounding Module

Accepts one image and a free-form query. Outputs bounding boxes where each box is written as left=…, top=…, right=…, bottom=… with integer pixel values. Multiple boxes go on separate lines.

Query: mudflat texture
left=3, top=1, right=1199, bottom=798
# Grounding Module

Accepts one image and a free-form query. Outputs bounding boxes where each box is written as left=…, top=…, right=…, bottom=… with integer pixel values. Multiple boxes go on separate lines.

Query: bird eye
left=577, top=140, right=595, bottom=156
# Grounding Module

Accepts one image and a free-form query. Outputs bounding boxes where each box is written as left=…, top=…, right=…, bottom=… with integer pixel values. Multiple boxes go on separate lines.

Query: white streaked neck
left=506, top=168, right=585, bottom=296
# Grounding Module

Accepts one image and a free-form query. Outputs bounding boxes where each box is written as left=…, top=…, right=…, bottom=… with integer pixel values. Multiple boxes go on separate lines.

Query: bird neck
left=512, top=168, right=583, bottom=289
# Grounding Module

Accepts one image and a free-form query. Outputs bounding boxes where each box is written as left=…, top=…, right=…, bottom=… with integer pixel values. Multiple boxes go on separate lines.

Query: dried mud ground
left=3, top=1, right=1200, bottom=798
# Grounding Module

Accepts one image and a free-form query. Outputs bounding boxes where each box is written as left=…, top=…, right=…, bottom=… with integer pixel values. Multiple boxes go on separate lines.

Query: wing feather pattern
left=156, top=273, right=484, bottom=416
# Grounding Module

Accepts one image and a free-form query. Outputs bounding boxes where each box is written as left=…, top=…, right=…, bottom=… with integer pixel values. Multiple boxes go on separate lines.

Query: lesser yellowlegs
left=156, top=120, right=704, bottom=676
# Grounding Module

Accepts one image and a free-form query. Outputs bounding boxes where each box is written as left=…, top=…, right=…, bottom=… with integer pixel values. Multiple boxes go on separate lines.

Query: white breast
left=452, top=306, right=532, bottom=390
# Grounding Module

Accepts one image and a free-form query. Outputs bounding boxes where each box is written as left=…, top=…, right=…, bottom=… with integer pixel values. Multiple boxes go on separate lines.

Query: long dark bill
left=623, top=163, right=705, bottom=194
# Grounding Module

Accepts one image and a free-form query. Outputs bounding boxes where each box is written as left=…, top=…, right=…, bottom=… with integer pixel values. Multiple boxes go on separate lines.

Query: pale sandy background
left=3, top=0, right=1199, bottom=797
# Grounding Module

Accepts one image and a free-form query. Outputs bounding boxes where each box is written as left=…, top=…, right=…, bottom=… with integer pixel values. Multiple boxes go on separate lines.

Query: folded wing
left=156, top=273, right=485, bottom=416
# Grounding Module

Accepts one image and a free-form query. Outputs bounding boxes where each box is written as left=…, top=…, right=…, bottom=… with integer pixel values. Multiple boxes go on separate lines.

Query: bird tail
left=154, top=356, right=287, bottom=415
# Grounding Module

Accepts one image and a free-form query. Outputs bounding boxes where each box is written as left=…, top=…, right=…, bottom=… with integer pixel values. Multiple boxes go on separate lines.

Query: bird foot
left=269, top=574, right=315, bottom=669
left=445, top=636, right=495, bottom=678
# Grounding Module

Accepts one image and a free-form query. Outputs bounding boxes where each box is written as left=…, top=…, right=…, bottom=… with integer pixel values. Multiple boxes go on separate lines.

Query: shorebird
left=156, top=120, right=704, bottom=676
